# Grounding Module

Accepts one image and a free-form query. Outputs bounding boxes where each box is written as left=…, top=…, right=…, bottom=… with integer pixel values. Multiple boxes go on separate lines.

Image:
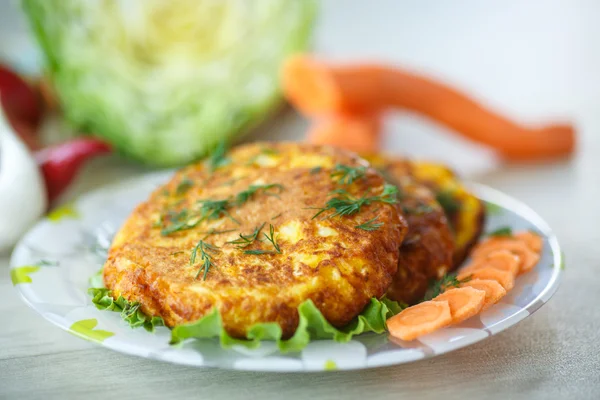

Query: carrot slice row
left=432, top=287, right=486, bottom=324
left=387, top=230, right=543, bottom=341
left=386, top=300, right=453, bottom=341
left=460, top=279, right=507, bottom=311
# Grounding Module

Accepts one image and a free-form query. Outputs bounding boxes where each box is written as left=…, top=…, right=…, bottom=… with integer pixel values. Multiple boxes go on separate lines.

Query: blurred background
left=0, top=0, right=596, bottom=250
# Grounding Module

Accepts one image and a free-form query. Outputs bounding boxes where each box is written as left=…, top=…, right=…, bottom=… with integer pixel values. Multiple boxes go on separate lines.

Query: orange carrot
left=433, top=287, right=486, bottom=324
left=460, top=250, right=520, bottom=278
left=515, top=231, right=543, bottom=253
left=460, top=279, right=506, bottom=311
left=386, top=300, right=452, bottom=341
left=458, top=266, right=515, bottom=291
left=307, top=111, right=381, bottom=153
left=283, top=55, right=575, bottom=160
left=473, top=239, right=539, bottom=275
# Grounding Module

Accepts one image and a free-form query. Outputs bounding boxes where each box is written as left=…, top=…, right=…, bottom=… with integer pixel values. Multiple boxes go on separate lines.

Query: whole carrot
left=307, top=111, right=381, bottom=153
left=283, top=55, right=575, bottom=160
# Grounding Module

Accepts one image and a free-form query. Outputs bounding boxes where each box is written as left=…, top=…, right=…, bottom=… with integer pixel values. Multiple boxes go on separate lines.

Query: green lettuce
left=88, top=286, right=404, bottom=352
left=170, top=297, right=403, bottom=353
left=88, top=288, right=165, bottom=333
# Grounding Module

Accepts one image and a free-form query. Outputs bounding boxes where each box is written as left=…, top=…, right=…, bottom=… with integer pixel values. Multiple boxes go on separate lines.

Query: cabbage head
left=22, top=0, right=317, bottom=166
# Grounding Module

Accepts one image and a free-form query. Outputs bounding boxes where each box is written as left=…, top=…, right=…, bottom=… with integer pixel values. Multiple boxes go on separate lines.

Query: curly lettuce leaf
left=88, top=288, right=164, bottom=333
left=170, top=297, right=404, bottom=353
left=88, top=285, right=404, bottom=352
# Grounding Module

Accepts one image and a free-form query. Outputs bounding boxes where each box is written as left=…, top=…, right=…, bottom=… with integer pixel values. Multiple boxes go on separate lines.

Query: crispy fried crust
left=104, top=143, right=406, bottom=338
left=365, top=155, right=455, bottom=304
left=409, top=162, right=486, bottom=267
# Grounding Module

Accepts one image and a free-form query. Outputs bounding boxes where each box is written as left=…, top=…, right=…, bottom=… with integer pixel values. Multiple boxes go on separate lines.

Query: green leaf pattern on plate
left=10, top=266, right=40, bottom=285
left=69, top=318, right=114, bottom=343
left=47, top=204, right=80, bottom=222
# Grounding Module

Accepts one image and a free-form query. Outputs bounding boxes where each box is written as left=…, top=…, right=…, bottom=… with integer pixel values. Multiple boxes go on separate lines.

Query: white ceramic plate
left=10, top=172, right=562, bottom=372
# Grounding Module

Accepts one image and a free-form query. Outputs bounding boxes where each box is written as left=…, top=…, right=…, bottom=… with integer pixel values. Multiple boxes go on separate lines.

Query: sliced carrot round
left=433, top=287, right=485, bottom=324
left=472, top=238, right=539, bottom=275
left=458, top=266, right=515, bottom=291
left=386, top=300, right=452, bottom=341
left=515, top=231, right=543, bottom=253
left=460, top=250, right=519, bottom=277
left=460, top=279, right=506, bottom=311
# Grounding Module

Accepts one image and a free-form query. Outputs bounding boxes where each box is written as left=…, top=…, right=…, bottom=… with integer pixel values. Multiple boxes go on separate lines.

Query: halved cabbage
left=23, top=0, right=317, bottom=165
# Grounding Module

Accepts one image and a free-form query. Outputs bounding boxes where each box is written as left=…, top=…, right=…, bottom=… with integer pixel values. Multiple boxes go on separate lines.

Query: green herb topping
left=312, top=183, right=399, bottom=220
left=190, top=241, right=219, bottom=280
left=488, top=226, right=513, bottom=237
left=355, top=217, right=384, bottom=231
left=309, top=166, right=323, bottom=175
left=423, top=273, right=472, bottom=301
left=234, top=183, right=284, bottom=205
left=435, top=191, right=461, bottom=215
left=207, top=141, right=231, bottom=172
left=227, top=223, right=265, bottom=248
left=331, top=164, right=367, bottom=185
left=175, top=177, right=193, bottom=195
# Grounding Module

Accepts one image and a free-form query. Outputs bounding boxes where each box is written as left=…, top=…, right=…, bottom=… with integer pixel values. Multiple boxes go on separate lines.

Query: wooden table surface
left=1, top=1, right=599, bottom=399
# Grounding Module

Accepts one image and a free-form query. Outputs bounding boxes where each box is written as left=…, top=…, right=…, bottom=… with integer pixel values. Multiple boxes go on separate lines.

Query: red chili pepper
left=34, top=138, right=112, bottom=203
left=0, top=64, right=43, bottom=139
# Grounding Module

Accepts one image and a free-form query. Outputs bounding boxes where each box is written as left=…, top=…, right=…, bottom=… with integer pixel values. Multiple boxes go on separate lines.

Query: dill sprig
left=207, top=141, right=231, bottom=171
left=198, top=198, right=238, bottom=224
left=312, top=184, right=399, bottom=220
left=234, top=183, right=284, bottom=205
left=160, top=183, right=283, bottom=236
left=175, top=177, right=193, bottom=195
left=355, top=217, right=384, bottom=231
left=423, top=273, right=472, bottom=301
left=435, top=191, right=461, bottom=215
left=244, top=224, right=281, bottom=255
left=227, top=223, right=265, bottom=248
left=190, top=241, right=219, bottom=280
left=263, top=224, right=281, bottom=253
left=309, top=166, right=323, bottom=175
left=488, top=226, right=513, bottom=237
left=331, top=164, right=367, bottom=185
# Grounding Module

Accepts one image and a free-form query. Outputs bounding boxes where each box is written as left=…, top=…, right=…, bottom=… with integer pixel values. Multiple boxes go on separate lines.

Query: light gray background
left=1, top=1, right=599, bottom=399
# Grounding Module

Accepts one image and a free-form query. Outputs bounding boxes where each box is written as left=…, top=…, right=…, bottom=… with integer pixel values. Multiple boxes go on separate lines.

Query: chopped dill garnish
left=312, top=184, right=399, bottom=220
left=402, top=204, right=435, bottom=216
left=161, top=189, right=170, bottom=196
left=436, top=191, right=461, bottom=215
left=423, top=273, right=472, bottom=301
left=309, top=166, right=323, bottom=175
left=243, top=249, right=279, bottom=255
left=488, top=226, right=513, bottom=237
left=198, top=199, right=238, bottom=224
left=262, top=224, right=281, bottom=253
left=175, top=177, right=193, bottom=195
left=331, top=164, right=367, bottom=185
left=202, top=228, right=237, bottom=240
left=207, top=141, right=231, bottom=171
left=227, top=223, right=265, bottom=248
left=160, top=184, right=283, bottom=236
left=171, top=251, right=184, bottom=256
left=234, top=183, right=284, bottom=205
left=260, top=147, right=279, bottom=156
left=271, top=212, right=283, bottom=220
left=190, top=241, right=218, bottom=280
left=355, top=217, right=384, bottom=231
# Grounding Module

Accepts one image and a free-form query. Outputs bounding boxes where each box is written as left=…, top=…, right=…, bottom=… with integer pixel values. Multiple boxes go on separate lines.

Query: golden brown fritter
left=409, top=161, right=486, bottom=267
left=104, top=143, right=406, bottom=339
left=365, top=155, right=455, bottom=304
